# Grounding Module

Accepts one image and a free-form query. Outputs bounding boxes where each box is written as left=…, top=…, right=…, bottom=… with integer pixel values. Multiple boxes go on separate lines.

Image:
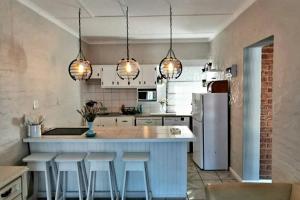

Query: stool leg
left=86, top=170, right=93, bottom=200
left=77, top=163, right=84, bottom=200
left=110, top=162, right=119, bottom=200
left=55, top=171, right=62, bottom=200
left=50, top=160, right=58, bottom=188
left=81, top=161, right=88, bottom=192
left=91, top=171, right=96, bottom=199
left=143, top=162, right=149, bottom=200
left=33, top=172, right=39, bottom=200
left=121, top=170, right=127, bottom=200
left=62, top=171, right=67, bottom=200
left=45, top=163, right=52, bottom=200
left=145, top=163, right=151, bottom=200
left=108, top=166, right=114, bottom=200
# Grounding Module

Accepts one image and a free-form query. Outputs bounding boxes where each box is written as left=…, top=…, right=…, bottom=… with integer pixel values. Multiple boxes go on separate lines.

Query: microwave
left=138, top=89, right=157, bottom=102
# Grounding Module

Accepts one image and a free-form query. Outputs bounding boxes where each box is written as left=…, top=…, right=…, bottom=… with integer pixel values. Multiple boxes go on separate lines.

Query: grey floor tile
left=198, top=171, right=219, bottom=180
left=203, top=179, right=222, bottom=185
left=188, top=172, right=202, bottom=181
left=188, top=179, right=205, bottom=189
left=187, top=188, right=206, bottom=200
left=217, top=171, right=236, bottom=180
left=221, top=179, right=239, bottom=183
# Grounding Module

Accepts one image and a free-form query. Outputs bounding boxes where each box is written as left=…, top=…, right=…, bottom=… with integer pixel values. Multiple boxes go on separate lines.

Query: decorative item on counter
left=121, top=105, right=140, bottom=115
left=24, top=114, right=45, bottom=137
left=77, top=105, right=101, bottom=137
left=170, top=128, right=181, bottom=135
left=68, top=8, right=92, bottom=81
left=116, top=6, right=140, bottom=85
left=158, top=5, right=183, bottom=80
left=158, top=98, right=168, bottom=113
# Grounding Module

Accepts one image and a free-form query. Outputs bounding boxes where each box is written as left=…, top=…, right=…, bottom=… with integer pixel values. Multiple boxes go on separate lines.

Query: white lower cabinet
left=116, top=116, right=134, bottom=126
left=94, top=116, right=134, bottom=127
left=136, top=117, right=163, bottom=126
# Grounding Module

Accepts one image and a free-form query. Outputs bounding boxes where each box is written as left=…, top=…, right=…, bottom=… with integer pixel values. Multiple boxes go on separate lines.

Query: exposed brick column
left=260, top=44, right=273, bottom=179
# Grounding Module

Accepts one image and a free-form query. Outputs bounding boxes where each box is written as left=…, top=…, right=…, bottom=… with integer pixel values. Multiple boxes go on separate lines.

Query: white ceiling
left=18, top=0, right=256, bottom=44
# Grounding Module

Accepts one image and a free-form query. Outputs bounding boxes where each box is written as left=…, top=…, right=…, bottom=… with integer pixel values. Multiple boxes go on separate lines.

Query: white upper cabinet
left=90, top=65, right=102, bottom=79
left=98, top=65, right=157, bottom=88
left=101, top=65, right=117, bottom=87
left=140, top=65, right=157, bottom=88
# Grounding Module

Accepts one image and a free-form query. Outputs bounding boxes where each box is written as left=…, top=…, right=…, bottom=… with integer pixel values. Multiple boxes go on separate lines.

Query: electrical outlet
left=33, top=100, right=39, bottom=110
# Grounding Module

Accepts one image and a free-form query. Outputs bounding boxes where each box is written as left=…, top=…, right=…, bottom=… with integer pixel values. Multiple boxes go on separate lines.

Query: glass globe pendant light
left=116, top=7, right=140, bottom=85
left=159, top=5, right=182, bottom=79
left=68, top=8, right=92, bottom=81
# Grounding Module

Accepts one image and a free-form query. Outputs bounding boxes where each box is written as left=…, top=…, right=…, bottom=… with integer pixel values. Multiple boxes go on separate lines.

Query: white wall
left=0, top=0, right=82, bottom=164
left=211, top=0, right=300, bottom=182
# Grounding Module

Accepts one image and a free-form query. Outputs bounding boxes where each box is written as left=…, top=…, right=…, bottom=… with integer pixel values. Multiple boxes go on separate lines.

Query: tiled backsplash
left=80, top=80, right=137, bottom=112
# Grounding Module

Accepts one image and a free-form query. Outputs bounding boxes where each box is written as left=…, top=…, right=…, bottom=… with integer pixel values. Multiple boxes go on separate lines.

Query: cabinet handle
left=97, top=73, right=100, bottom=77
left=122, top=120, right=128, bottom=122
left=144, top=81, right=146, bottom=84
left=155, top=81, right=156, bottom=85
left=1, top=188, right=12, bottom=198
left=117, top=81, right=119, bottom=85
left=112, top=81, right=115, bottom=85
left=139, top=81, right=141, bottom=85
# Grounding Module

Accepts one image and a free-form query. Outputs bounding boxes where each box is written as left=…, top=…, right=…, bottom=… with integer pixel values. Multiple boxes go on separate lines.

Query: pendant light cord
left=78, top=8, right=84, bottom=59
left=126, top=7, right=129, bottom=60
left=169, top=5, right=172, bottom=56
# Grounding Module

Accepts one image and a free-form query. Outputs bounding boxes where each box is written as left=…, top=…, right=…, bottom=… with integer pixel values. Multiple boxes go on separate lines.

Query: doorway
left=243, top=36, right=273, bottom=182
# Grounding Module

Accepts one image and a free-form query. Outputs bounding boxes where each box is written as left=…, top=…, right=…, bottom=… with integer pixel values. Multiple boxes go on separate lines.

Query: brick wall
left=260, top=44, right=273, bottom=179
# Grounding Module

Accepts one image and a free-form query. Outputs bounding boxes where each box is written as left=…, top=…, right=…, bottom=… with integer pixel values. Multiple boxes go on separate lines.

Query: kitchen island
left=24, top=126, right=194, bottom=198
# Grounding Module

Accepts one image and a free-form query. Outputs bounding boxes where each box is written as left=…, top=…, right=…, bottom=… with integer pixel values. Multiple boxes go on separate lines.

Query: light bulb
left=125, top=62, right=132, bottom=73
left=168, top=62, right=174, bottom=73
left=78, top=63, right=84, bottom=74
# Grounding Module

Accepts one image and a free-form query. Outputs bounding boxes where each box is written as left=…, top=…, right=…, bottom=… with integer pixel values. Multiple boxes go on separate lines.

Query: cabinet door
left=101, top=65, right=117, bottom=87
left=116, top=116, right=134, bottom=127
left=141, top=65, right=157, bottom=87
left=90, top=65, right=102, bottom=79
left=100, top=117, right=117, bottom=127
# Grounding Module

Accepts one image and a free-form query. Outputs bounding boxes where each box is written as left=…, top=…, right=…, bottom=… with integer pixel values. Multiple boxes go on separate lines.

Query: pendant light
left=159, top=5, right=182, bottom=80
left=68, top=8, right=92, bottom=81
left=116, top=7, right=140, bottom=85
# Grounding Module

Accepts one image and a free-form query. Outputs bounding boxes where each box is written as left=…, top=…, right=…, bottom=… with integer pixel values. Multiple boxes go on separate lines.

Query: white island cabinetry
left=24, top=126, right=194, bottom=198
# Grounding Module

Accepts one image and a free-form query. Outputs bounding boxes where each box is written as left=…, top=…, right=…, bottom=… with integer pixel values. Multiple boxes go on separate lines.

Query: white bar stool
left=121, top=152, right=151, bottom=200
left=54, top=153, right=88, bottom=200
left=86, top=152, right=119, bottom=200
left=23, top=152, right=57, bottom=200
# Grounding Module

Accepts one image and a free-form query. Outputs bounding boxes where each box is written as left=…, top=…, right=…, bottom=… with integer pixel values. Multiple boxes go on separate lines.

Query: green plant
left=77, top=105, right=100, bottom=122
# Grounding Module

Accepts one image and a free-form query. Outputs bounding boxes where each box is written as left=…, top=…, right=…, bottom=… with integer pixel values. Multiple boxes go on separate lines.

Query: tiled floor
left=187, top=154, right=238, bottom=200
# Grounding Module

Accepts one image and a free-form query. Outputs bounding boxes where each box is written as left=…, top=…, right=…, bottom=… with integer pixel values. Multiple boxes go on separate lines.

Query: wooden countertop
left=0, top=166, right=28, bottom=189
left=23, top=126, right=195, bottom=143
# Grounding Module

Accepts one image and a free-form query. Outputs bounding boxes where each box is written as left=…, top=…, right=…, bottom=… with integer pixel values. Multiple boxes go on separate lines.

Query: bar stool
left=86, top=152, right=119, bottom=200
left=54, top=153, right=88, bottom=200
left=23, top=152, right=57, bottom=200
left=121, top=152, right=151, bottom=200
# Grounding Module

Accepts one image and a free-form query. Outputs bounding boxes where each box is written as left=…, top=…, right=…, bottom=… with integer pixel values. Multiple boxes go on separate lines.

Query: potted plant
left=77, top=104, right=100, bottom=137
left=24, top=114, right=45, bottom=137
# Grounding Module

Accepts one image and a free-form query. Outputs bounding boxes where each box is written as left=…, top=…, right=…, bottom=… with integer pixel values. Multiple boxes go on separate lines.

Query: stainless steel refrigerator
left=192, top=93, right=228, bottom=170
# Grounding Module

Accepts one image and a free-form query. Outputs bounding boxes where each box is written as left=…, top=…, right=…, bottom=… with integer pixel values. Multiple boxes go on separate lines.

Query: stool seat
left=122, top=152, right=151, bottom=200
left=23, top=153, right=57, bottom=162
left=55, top=153, right=86, bottom=162
left=122, top=152, right=150, bottom=162
left=86, top=152, right=116, bottom=161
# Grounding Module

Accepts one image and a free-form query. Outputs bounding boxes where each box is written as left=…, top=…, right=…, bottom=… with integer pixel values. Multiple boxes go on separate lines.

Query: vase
left=160, top=104, right=166, bottom=113
left=86, top=121, right=95, bottom=137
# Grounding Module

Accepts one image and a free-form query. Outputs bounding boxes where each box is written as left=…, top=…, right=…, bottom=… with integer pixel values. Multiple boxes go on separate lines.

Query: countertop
left=0, top=166, right=28, bottom=189
left=23, top=126, right=195, bottom=143
left=97, top=112, right=192, bottom=117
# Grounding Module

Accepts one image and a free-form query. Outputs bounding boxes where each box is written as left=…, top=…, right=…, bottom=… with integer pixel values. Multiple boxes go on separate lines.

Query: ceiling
left=18, top=0, right=256, bottom=44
